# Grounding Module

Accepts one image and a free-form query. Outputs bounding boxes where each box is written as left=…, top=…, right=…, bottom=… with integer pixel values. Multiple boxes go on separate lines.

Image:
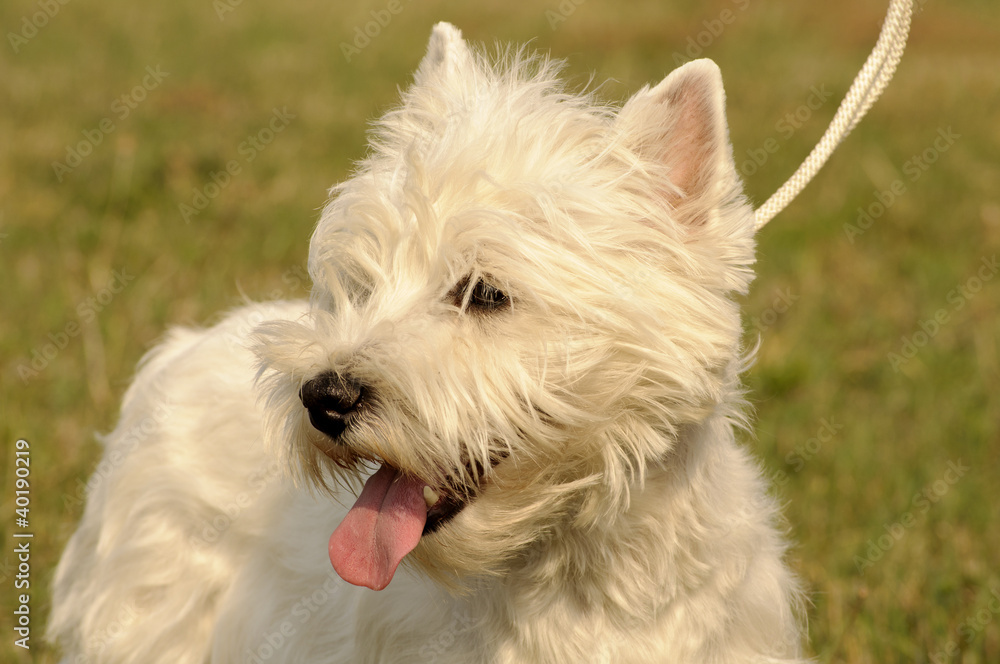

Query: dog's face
left=253, top=23, right=755, bottom=590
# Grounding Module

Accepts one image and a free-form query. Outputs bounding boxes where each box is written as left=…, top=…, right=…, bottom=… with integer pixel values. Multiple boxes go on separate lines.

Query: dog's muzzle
left=299, top=371, right=365, bottom=440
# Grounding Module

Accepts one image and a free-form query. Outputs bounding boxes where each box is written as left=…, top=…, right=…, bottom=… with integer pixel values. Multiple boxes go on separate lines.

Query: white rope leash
left=754, top=0, right=914, bottom=230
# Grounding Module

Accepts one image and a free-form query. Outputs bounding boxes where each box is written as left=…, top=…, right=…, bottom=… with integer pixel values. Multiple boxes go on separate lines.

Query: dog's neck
left=468, top=414, right=794, bottom=661
left=505, top=422, right=719, bottom=605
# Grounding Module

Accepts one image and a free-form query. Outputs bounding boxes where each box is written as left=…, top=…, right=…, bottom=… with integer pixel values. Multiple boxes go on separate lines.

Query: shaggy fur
left=49, top=23, right=805, bottom=663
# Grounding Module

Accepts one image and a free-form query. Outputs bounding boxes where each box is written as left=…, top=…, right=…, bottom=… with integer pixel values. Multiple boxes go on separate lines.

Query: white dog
left=49, top=23, right=805, bottom=663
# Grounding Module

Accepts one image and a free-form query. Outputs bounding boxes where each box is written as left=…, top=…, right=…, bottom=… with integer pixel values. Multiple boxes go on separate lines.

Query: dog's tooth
left=423, top=486, right=440, bottom=509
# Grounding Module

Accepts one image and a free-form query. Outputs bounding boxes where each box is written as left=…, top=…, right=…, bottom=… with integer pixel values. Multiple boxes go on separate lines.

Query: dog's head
left=253, top=23, right=755, bottom=590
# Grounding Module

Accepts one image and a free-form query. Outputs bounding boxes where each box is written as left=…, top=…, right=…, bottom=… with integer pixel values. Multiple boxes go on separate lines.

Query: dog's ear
left=414, top=22, right=474, bottom=87
left=617, top=59, right=739, bottom=226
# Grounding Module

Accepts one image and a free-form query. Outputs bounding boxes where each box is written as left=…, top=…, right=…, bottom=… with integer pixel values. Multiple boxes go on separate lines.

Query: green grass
left=2, top=0, right=998, bottom=661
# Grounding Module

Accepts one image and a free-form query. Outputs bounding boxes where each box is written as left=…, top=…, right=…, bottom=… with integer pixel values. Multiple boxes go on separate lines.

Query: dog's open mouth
left=423, top=481, right=469, bottom=535
left=327, top=460, right=475, bottom=591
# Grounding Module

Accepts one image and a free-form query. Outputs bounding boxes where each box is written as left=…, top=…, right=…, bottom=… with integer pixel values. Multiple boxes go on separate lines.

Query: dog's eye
left=469, top=280, right=509, bottom=310
left=451, top=276, right=510, bottom=312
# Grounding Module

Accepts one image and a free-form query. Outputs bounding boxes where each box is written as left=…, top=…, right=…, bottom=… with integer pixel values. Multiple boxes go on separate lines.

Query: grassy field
left=2, top=0, right=998, bottom=661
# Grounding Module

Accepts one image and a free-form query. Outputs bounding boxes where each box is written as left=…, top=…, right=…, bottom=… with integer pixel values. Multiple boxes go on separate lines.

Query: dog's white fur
left=49, top=23, right=805, bottom=663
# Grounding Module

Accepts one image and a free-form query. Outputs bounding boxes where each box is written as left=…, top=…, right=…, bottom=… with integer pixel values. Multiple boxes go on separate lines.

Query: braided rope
left=754, top=0, right=914, bottom=230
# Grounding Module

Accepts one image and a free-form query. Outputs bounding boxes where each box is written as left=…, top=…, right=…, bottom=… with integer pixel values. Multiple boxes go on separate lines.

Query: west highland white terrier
left=49, top=23, right=805, bottom=663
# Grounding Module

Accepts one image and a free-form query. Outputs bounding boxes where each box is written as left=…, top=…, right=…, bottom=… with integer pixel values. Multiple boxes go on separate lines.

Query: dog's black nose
left=299, top=371, right=365, bottom=439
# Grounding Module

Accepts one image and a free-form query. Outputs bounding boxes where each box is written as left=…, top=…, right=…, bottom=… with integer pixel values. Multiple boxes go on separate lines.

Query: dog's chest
left=353, top=581, right=480, bottom=663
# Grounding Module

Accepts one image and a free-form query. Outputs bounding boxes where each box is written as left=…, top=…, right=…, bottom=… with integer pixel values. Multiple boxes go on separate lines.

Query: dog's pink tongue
left=328, top=464, right=428, bottom=591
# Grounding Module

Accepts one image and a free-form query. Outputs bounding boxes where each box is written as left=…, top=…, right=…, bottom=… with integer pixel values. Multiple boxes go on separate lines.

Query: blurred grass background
left=1, top=0, right=998, bottom=661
